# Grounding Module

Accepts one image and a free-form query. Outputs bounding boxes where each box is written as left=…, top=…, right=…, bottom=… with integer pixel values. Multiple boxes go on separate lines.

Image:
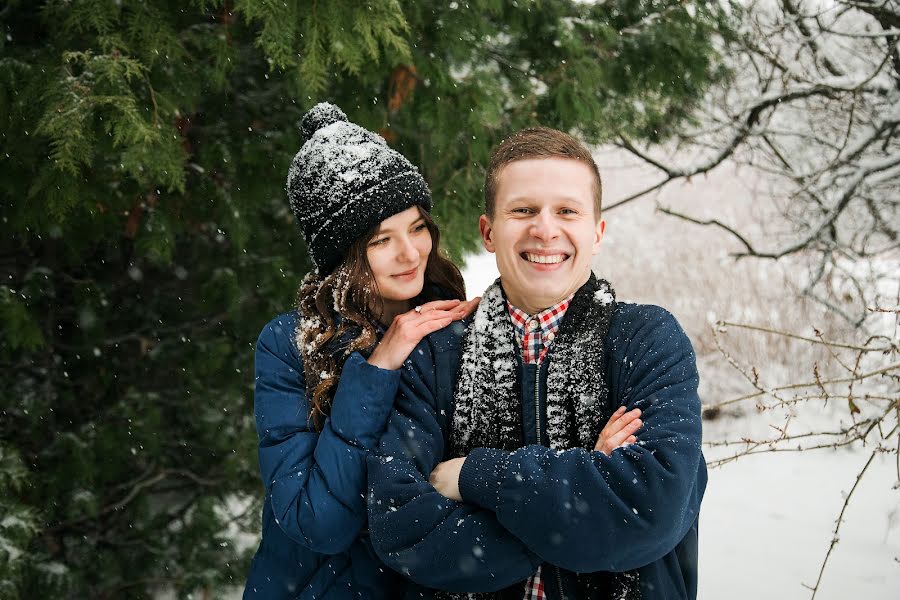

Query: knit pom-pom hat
left=286, top=102, right=433, bottom=274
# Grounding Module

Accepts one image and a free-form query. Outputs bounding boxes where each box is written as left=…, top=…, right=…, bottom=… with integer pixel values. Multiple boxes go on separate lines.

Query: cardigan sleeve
left=254, top=313, right=399, bottom=555
left=457, top=305, right=707, bottom=572
left=367, top=339, right=543, bottom=592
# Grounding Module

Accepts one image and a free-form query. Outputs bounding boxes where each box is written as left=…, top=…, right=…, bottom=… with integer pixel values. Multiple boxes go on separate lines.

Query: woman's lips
left=392, top=267, right=419, bottom=280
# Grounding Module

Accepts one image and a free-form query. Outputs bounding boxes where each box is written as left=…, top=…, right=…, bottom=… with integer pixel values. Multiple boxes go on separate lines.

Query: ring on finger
left=414, top=305, right=423, bottom=313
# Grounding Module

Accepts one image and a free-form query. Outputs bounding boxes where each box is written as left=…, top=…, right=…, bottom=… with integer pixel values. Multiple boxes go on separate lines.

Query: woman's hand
left=594, top=406, right=642, bottom=456
left=367, top=298, right=479, bottom=371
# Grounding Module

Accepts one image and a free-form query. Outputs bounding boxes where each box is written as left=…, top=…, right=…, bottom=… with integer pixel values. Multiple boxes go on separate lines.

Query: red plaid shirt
left=506, top=296, right=572, bottom=600
left=506, top=297, right=571, bottom=365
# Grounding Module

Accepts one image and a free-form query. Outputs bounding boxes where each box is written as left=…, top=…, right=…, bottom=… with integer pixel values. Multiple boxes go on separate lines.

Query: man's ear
left=479, top=214, right=496, bottom=253
left=593, top=218, right=605, bottom=254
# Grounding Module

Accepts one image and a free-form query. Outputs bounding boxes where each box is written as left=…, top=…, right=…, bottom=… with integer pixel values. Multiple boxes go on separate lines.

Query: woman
left=243, top=103, right=476, bottom=599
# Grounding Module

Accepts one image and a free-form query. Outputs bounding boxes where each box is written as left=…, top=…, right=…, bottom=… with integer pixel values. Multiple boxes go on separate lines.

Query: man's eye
left=513, top=207, right=532, bottom=214
left=560, top=208, right=577, bottom=215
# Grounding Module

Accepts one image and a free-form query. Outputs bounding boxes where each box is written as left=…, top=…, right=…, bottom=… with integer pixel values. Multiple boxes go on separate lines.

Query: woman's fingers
left=418, top=316, right=454, bottom=336
left=401, top=309, right=457, bottom=342
left=456, top=297, right=480, bottom=319
left=396, top=299, right=461, bottom=323
left=413, top=305, right=470, bottom=325
left=410, top=298, right=479, bottom=322
left=411, top=309, right=455, bottom=323
left=416, top=299, right=462, bottom=313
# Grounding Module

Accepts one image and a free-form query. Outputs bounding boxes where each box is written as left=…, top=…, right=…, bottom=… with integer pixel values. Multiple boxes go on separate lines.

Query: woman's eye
left=413, top=223, right=428, bottom=232
left=369, top=237, right=388, bottom=247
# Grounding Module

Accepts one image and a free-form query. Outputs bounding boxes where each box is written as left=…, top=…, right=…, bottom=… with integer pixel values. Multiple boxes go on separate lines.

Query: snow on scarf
left=439, top=274, right=640, bottom=600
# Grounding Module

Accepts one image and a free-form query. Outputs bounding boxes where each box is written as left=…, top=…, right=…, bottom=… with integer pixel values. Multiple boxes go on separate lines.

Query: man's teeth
left=524, top=253, right=565, bottom=264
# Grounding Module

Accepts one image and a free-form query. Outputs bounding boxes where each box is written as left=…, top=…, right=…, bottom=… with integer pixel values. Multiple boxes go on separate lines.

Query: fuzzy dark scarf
left=437, top=275, right=640, bottom=600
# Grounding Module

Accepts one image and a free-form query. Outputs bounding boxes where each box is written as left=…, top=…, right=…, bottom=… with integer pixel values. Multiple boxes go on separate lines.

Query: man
left=367, top=127, right=706, bottom=599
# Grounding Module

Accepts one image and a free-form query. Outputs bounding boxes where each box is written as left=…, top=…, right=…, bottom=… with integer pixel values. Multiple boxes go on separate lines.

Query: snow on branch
left=607, top=0, right=900, bottom=327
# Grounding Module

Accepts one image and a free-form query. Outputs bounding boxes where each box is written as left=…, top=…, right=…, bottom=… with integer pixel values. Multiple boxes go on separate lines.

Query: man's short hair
left=484, top=127, right=602, bottom=219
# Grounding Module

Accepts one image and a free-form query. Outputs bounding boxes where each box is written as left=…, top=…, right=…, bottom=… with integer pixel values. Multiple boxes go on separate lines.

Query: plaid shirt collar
left=506, top=295, right=572, bottom=364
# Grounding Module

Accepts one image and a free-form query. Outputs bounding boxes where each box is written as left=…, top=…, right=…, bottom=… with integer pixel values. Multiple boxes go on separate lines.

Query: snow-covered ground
left=699, top=442, right=898, bottom=599
left=459, top=147, right=900, bottom=598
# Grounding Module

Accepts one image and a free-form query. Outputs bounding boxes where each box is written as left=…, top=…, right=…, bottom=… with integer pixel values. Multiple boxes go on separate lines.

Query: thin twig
left=803, top=451, right=877, bottom=599
left=702, top=361, right=900, bottom=411
left=763, top=322, right=894, bottom=353
left=867, top=306, right=900, bottom=314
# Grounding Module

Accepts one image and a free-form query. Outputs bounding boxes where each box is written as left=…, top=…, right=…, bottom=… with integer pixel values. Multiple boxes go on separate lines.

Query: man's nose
left=530, top=211, right=559, bottom=241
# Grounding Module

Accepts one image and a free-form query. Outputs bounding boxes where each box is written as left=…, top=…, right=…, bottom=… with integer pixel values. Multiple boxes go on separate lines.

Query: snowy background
left=461, top=146, right=899, bottom=599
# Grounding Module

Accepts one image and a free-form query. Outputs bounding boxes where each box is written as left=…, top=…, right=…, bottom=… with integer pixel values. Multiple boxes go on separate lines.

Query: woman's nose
left=397, top=236, right=419, bottom=262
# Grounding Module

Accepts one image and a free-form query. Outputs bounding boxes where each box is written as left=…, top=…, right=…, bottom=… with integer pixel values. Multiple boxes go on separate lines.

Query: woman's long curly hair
left=297, top=207, right=465, bottom=430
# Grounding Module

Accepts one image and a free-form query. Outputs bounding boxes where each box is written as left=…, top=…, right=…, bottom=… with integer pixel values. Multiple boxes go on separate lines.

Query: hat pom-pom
left=300, top=103, right=348, bottom=142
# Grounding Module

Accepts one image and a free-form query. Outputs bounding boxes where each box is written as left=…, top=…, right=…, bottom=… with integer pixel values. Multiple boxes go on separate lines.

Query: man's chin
left=501, top=283, right=576, bottom=312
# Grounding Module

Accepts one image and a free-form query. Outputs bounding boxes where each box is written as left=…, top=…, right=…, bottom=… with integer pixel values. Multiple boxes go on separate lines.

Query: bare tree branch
left=608, top=0, right=900, bottom=325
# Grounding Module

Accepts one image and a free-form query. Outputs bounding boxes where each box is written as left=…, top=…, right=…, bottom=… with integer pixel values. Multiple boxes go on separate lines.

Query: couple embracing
left=244, top=103, right=706, bottom=600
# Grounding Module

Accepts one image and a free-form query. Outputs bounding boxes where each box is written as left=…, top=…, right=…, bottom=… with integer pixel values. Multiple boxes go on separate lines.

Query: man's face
left=479, top=157, right=604, bottom=314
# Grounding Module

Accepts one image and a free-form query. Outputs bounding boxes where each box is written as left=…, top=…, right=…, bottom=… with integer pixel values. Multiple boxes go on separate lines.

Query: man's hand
left=429, top=457, right=466, bottom=501
left=595, top=406, right=642, bottom=456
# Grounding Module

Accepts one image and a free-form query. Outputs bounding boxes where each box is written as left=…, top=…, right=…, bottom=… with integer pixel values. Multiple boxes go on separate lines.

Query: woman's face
left=366, top=206, right=433, bottom=310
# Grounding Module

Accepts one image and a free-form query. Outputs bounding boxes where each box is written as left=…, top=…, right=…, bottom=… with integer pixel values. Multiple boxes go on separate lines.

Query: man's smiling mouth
left=521, top=252, right=568, bottom=264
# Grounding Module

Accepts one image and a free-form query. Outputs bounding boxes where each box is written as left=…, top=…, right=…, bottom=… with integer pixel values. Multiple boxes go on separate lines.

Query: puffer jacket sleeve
left=255, top=312, right=399, bottom=555
left=456, top=305, right=707, bottom=573
left=366, top=336, right=543, bottom=592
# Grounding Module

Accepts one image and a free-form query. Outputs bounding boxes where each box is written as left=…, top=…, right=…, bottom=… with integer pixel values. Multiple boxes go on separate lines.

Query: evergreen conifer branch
left=0, top=1, right=731, bottom=595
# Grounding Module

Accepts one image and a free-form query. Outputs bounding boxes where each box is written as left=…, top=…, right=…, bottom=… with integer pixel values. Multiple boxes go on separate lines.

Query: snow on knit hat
left=286, top=102, right=433, bottom=275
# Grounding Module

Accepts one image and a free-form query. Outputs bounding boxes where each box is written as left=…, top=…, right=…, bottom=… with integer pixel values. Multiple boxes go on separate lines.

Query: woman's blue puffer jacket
left=243, top=311, right=405, bottom=599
